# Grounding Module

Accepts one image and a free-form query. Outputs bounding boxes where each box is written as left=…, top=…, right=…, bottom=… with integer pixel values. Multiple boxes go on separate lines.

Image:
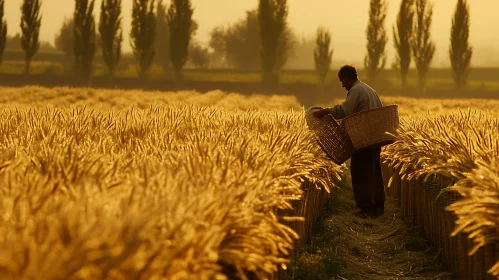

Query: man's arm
left=328, top=90, right=360, bottom=119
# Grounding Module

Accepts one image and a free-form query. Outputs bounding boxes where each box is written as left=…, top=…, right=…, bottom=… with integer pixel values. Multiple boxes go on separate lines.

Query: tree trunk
left=262, top=72, right=278, bottom=86
left=174, top=68, right=184, bottom=83
left=401, top=72, right=408, bottom=88
left=24, top=58, right=30, bottom=74
left=418, top=75, right=426, bottom=95
left=109, top=73, right=114, bottom=88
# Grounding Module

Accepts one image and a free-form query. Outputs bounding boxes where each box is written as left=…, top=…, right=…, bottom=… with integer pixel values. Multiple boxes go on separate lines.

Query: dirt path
left=289, top=182, right=454, bottom=280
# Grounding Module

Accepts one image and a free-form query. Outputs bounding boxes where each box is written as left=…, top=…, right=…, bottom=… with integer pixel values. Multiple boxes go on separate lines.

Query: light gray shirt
left=329, top=80, right=383, bottom=119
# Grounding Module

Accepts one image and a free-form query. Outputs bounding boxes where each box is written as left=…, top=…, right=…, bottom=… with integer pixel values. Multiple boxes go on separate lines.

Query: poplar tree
left=450, top=0, right=472, bottom=89
left=131, top=0, right=156, bottom=79
left=364, top=0, right=388, bottom=85
left=0, top=0, right=6, bottom=66
left=21, top=0, right=42, bottom=74
left=314, top=27, right=333, bottom=85
left=167, top=0, right=193, bottom=81
left=393, top=0, right=414, bottom=87
left=411, top=0, right=435, bottom=92
left=155, top=0, right=170, bottom=71
left=74, top=0, right=96, bottom=81
left=99, top=0, right=122, bottom=84
left=258, top=0, right=289, bottom=85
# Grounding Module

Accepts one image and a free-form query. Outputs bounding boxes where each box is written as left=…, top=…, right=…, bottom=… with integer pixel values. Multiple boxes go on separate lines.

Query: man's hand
left=313, top=108, right=331, bottom=119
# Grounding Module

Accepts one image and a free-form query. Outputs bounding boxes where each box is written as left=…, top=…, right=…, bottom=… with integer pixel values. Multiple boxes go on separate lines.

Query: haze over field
left=4, top=0, right=499, bottom=67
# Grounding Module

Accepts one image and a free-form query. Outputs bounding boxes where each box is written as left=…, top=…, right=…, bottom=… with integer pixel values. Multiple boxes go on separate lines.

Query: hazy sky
left=5, top=0, right=499, bottom=67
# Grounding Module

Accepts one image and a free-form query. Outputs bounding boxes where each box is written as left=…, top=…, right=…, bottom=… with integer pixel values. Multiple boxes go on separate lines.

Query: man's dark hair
left=338, top=64, right=358, bottom=80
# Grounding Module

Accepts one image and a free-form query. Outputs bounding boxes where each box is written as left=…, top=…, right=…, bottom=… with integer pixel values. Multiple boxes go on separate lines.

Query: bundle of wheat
left=381, top=108, right=499, bottom=279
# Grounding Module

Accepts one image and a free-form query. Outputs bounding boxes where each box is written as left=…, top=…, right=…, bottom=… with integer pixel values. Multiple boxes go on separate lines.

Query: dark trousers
left=350, top=147, right=385, bottom=209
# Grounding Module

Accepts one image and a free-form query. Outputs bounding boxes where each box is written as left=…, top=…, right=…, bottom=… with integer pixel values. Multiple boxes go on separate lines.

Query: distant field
left=0, top=86, right=303, bottom=111
left=2, top=48, right=136, bottom=66
left=3, top=49, right=499, bottom=91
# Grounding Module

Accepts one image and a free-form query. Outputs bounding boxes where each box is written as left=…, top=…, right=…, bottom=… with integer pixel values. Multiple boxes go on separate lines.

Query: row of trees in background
left=382, top=0, right=472, bottom=90
left=0, top=0, right=474, bottom=89
left=206, top=0, right=472, bottom=89
left=0, top=0, right=196, bottom=84
left=67, top=0, right=195, bottom=83
left=0, top=0, right=293, bottom=85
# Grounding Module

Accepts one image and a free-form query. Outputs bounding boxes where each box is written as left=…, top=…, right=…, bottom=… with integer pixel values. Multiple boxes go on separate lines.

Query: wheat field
left=0, top=86, right=303, bottom=112
left=381, top=104, right=499, bottom=279
left=1, top=85, right=499, bottom=279
left=0, top=86, right=343, bottom=279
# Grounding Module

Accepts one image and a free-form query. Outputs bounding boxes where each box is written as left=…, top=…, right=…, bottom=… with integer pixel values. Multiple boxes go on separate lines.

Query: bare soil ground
left=288, top=177, right=454, bottom=280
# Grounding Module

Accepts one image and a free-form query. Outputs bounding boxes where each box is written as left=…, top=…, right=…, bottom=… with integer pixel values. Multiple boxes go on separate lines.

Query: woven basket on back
left=343, top=105, right=400, bottom=150
left=305, top=107, right=354, bottom=165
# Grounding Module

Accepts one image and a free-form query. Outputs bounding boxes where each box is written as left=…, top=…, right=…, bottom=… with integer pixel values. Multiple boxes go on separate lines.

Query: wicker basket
left=305, top=107, right=354, bottom=165
left=343, top=105, right=400, bottom=150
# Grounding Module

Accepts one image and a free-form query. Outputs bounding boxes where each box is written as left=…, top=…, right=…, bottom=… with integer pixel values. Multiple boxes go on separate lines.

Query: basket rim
left=344, top=104, right=398, bottom=120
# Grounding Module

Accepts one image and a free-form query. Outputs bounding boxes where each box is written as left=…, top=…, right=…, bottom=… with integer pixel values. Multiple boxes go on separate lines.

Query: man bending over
left=313, top=64, right=385, bottom=218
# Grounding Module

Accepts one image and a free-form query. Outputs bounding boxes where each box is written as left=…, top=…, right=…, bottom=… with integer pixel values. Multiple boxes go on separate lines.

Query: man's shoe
left=374, top=202, right=385, bottom=216
left=355, top=208, right=377, bottom=219
left=355, top=205, right=384, bottom=219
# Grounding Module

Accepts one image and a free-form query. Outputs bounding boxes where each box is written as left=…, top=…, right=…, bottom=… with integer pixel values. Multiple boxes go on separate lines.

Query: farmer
left=313, top=64, right=385, bottom=218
